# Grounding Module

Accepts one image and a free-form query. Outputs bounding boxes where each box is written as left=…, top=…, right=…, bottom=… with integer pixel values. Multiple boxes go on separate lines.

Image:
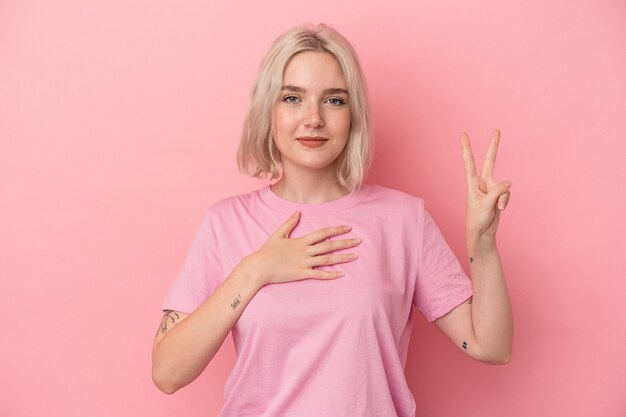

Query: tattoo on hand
left=462, top=341, right=468, bottom=350
left=230, top=293, right=242, bottom=310
left=469, top=257, right=474, bottom=263
left=159, top=310, right=181, bottom=334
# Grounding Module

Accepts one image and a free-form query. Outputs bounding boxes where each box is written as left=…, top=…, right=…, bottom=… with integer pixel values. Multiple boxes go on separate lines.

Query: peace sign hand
left=461, top=129, right=511, bottom=242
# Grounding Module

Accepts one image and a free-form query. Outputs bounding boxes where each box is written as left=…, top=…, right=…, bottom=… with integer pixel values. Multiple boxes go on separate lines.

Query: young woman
left=152, top=24, right=512, bottom=416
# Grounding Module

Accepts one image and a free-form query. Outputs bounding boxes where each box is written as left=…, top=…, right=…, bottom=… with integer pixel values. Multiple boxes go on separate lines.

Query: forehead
left=282, top=51, right=347, bottom=88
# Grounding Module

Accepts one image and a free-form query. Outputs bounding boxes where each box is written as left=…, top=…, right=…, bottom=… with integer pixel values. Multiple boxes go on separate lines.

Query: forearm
left=467, top=237, right=513, bottom=363
left=152, top=259, right=264, bottom=394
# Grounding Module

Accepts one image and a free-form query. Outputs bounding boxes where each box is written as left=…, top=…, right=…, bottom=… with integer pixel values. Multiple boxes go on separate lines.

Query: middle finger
left=481, top=129, right=500, bottom=179
left=308, top=237, right=360, bottom=256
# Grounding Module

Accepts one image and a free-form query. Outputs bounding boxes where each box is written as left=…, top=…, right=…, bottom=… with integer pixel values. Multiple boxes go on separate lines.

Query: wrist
left=236, top=254, right=267, bottom=290
left=466, top=234, right=498, bottom=255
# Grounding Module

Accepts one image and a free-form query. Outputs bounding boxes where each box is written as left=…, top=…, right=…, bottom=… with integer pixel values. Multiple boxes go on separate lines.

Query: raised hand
left=243, top=211, right=360, bottom=286
left=461, top=129, right=511, bottom=241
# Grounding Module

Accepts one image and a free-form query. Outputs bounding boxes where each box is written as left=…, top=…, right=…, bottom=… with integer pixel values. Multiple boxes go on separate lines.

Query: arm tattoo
left=469, top=256, right=474, bottom=263
left=462, top=341, right=468, bottom=350
left=159, top=310, right=181, bottom=334
left=230, top=293, right=242, bottom=310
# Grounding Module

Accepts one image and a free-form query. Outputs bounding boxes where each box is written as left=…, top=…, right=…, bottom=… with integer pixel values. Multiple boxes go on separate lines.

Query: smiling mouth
left=297, top=136, right=328, bottom=141
left=297, top=137, right=328, bottom=147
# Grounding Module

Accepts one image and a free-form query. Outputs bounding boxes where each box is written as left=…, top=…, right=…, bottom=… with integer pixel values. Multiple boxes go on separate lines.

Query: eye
left=282, top=95, right=301, bottom=104
left=325, top=97, right=346, bottom=106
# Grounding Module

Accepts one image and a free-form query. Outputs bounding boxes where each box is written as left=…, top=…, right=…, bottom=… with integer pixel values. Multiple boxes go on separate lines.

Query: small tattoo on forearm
left=462, top=341, right=468, bottom=350
left=230, top=293, right=242, bottom=310
left=159, top=310, right=180, bottom=334
left=469, top=257, right=474, bottom=263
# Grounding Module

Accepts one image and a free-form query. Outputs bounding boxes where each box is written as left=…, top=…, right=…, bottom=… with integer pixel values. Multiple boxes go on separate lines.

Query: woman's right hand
left=242, top=211, right=360, bottom=286
left=152, top=211, right=359, bottom=393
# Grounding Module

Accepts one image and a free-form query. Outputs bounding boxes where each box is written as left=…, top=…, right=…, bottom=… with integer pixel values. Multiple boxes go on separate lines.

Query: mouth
left=296, top=136, right=328, bottom=148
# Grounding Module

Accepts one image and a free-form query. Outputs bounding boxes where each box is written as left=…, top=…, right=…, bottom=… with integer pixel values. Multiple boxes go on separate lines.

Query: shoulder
left=204, top=187, right=262, bottom=215
left=189, top=188, right=264, bottom=230
left=363, top=183, right=425, bottom=213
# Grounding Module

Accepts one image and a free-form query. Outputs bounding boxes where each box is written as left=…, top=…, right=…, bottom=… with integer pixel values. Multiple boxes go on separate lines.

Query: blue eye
left=326, top=97, right=345, bottom=106
left=282, top=95, right=301, bottom=104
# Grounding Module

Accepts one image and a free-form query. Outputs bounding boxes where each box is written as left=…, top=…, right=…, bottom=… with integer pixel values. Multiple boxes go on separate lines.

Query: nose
left=304, top=103, right=324, bottom=128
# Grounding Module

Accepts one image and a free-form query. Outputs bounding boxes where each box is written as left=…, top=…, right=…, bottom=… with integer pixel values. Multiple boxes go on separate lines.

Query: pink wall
left=2, top=1, right=625, bottom=416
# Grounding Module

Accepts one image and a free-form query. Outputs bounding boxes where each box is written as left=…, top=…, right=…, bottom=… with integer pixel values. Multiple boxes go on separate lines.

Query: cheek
left=274, top=108, right=297, bottom=135
left=337, top=112, right=351, bottom=138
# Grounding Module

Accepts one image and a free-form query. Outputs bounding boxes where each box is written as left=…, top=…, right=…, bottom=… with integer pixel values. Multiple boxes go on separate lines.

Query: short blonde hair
left=237, top=23, right=372, bottom=192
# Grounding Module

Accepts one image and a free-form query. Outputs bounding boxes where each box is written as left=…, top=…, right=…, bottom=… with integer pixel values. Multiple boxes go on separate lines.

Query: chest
left=218, top=214, right=419, bottom=338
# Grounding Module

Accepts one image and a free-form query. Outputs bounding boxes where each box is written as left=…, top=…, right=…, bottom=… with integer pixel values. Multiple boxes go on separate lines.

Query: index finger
left=481, top=129, right=500, bottom=179
left=461, top=132, right=476, bottom=181
left=302, top=225, right=352, bottom=245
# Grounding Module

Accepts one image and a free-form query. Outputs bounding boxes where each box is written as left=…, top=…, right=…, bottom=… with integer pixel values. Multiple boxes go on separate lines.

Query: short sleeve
left=161, top=208, right=224, bottom=314
left=413, top=208, right=473, bottom=321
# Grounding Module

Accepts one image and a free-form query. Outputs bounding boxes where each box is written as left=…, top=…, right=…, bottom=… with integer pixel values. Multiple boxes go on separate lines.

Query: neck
left=270, top=164, right=349, bottom=204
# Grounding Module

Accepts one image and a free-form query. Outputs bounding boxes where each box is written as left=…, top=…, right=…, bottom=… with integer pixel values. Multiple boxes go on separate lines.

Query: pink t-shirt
left=162, top=184, right=472, bottom=417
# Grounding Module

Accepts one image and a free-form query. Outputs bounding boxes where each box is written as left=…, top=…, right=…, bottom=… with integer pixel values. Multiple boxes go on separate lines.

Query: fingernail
left=343, top=225, right=351, bottom=231
left=292, top=210, right=299, bottom=217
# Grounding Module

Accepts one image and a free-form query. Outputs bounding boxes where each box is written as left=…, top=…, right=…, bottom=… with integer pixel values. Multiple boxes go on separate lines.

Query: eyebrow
left=281, top=85, right=349, bottom=95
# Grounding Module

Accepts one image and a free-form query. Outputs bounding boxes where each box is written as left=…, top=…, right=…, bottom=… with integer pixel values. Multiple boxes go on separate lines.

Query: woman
left=152, top=23, right=513, bottom=416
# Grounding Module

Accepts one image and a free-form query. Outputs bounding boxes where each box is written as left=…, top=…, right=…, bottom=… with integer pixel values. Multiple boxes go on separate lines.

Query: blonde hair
left=237, top=23, right=372, bottom=192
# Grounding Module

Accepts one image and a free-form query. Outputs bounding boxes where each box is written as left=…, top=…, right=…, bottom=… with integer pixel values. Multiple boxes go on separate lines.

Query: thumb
left=270, top=211, right=301, bottom=239
left=485, top=180, right=512, bottom=208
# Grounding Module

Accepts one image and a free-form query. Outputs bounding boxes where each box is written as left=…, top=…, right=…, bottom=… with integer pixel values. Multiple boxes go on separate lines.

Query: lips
left=296, top=136, right=328, bottom=148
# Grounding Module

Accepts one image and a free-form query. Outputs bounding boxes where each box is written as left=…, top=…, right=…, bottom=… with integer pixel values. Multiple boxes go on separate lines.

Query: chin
left=284, top=158, right=339, bottom=172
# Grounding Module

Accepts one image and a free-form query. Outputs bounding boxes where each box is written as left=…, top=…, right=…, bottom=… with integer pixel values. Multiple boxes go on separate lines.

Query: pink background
left=2, top=1, right=625, bottom=416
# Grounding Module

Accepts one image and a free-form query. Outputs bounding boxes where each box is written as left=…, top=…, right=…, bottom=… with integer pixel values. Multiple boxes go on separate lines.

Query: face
left=272, top=51, right=351, bottom=175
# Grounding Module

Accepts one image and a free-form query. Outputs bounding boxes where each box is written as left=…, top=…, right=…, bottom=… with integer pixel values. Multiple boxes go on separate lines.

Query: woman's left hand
left=461, top=129, right=511, bottom=242
left=435, top=129, right=514, bottom=364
